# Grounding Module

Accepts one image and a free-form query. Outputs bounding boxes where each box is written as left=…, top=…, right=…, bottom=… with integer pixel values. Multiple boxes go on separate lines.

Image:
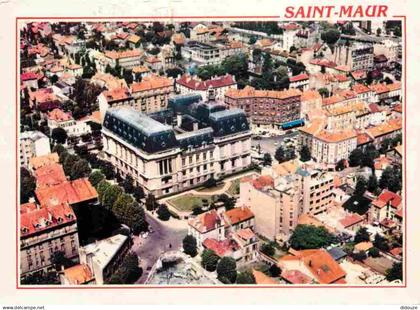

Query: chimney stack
left=177, top=114, right=182, bottom=127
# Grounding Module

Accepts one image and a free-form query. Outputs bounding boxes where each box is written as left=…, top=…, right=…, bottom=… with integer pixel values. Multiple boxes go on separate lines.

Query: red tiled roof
left=35, top=178, right=98, bottom=208
left=35, top=163, right=67, bottom=189
left=339, top=213, right=363, bottom=228
left=20, top=202, right=76, bottom=237
left=281, top=270, right=313, bottom=284
left=357, top=133, right=373, bottom=146
left=224, top=207, right=254, bottom=225
left=62, top=264, right=94, bottom=285
left=289, top=73, right=309, bottom=82
left=131, top=75, right=172, bottom=92
left=21, top=72, right=39, bottom=82
left=252, top=175, right=274, bottom=190
left=372, top=189, right=402, bottom=209
left=176, top=74, right=236, bottom=91
left=279, top=249, right=346, bottom=284
left=188, top=209, right=223, bottom=233
left=202, top=238, right=240, bottom=257
left=47, top=108, right=73, bottom=122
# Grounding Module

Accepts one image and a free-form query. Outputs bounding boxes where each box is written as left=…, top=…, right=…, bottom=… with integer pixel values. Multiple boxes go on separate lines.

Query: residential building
left=370, top=190, right=402, bottom=224
left=20, top=202, right=80, bottom=276
left=176, top=74, right=237, bottom=102
left=98, top=87, right=134, bottom=121
left=224, top=86, right=302, bottom=129
left=130, top=75, right=174, bottom=114
left=333, top=43, right=374, bottom=71
left=104, top=49, right=143, bottom=70
left=78, top=234, right=130, bottom=285
left=20, top=131, right=51, bottom=169
left=278, top=249, right=347, bottom=284
left=181, top=41, right=221, bottom=65
left=47, top=108, right=91, bottom=137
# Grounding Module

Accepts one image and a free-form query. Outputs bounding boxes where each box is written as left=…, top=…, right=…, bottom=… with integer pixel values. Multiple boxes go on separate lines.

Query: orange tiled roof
left=301, top=90, right=322, bottom=102
left=314, top=129, right=357, bottom=143
left=48, top=108, right=73, bottom=122
left=105, top=49, right=142, bottom=60
left=279, top=249, right=346, bottom=284
left=224, top=207, right=254, bottom=225
left=252, top=175, right=274, bottom=190
left=62, top=264, right=94, bottom=285
left=35, top=163, right=67, bottom=189
left=252, top=269, right=278, bottom=284
left=132, top=66, right=150, bottom=74
left=372, top=189, right=402, bottom=209
left=131, top=75, right=172, bottom=92
left=102, top=87, right=132, bottom=102
left=20, top=202, right=37, bottom=214
left=35, top=178, right=98, bottom=208
left=30, top=153, right=60, bottom=170
left=366, top=117, right=402, bottom=138
left=281, top=269, right=313, bottom=284
left=202, top=238, right=240, bottom=257
left=354, top=241, right=373, bottom=252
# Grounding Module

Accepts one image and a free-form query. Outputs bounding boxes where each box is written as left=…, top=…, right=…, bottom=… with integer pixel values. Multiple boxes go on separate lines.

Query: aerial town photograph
left=18, top=19, right=403, bottom=286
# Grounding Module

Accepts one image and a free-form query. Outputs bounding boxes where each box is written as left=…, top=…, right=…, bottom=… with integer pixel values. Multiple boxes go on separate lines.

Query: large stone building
left=20, top=131, right=51, bottom=169
left=104, top=49, right=143, bottom=70
left=101, top=96, right=252, bottom=197
left=20, top=202, right=80, bottom=277
left=224, top=86, right=302, bottom=129
left=333, top=43, right=374, bottom=71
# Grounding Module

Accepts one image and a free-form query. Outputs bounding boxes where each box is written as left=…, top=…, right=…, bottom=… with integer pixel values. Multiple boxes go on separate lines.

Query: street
left=251, top=131, right=299, bottom=157
left=132, top=212, right=188, bottom=284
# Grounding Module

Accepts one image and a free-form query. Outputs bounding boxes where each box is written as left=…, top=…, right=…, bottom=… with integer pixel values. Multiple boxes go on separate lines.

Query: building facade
left=101, top=102, right=252, bottom=197
left=20, top=131, right=51, bottom=169
left=224, top=86, right=302, bottom=128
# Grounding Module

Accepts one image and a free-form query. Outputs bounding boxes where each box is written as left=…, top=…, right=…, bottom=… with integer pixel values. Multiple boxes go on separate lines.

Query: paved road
left=132, top=212, right=188, bottom=284
left=251, top=131, right=299, bottom=157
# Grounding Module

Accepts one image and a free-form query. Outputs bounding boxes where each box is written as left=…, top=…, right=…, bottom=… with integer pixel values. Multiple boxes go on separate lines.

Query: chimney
left=193, top=122, right=199, bottom=131
left=177, top=114, right=182, bottom=127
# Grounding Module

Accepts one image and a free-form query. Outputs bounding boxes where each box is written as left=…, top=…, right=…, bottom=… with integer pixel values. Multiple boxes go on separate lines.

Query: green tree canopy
left=182, top=235, right=197, bottom=257
left=157, top=204, right=171, bottom=221
left=289, top=225, right=336, bottom=250
left=354, top=227, right=370, bottom=243
left=89, top=170, right=105, bottom=188
left=51, top=127, right=68, bottom=144
left=102, top=184, right=123, bottom=209
left=236, top=271, right=256, bottom=284
left=216, top=257, right=237, bottom=284
left=201, top=249, right=220, bottom=272
left=386, top=262, right=402, bottom=281
left=299, top=145, right=311, bottom=162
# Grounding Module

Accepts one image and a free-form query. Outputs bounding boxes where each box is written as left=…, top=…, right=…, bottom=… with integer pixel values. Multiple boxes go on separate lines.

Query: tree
left=89, top=170, right=105, bottom=188
left=62, top=154, right=79, bottom=176
left=50, top=74, right=59, bottom=84
left=262, top=153, right=272, bottom=166
left=289, top=225, right=336, bottom=250
left=182, top=235, right=197, bottom=257
left=369, top=247, right=380, bottom=258
left=107, top=252, right=142, bottom=284
left=318, top=87, right=329, bottom=97
left=50, top=251, right=75, bottom=270
left=367, top=174, right=379, bottom=194
left=321, top=29, right=341, bottom=45
left=386, top=262, right=402, bottom=281
left=201, top=249, right=220, bottom=272
left=99, top=161, right=116, bottom=180
left=335, top=159, right=346, bottom=171
left=352, top=251, right=367, bottom=261
left=236, top=271, right=256, bottom=284
left=21, top=271, right=59, bottom=285
left=20, top=167, right=36, bottom=203
left=261, top=242, right=276, bottom=257
left=376, top=28, right=382, bottom=37
left=221, top=53, right=248, bottom=79
left=218, top=194, right=235, bottom=211
left=354, top=176, right=367, bottom=197
left=379, top=166, right=402, bottom=193
left=157, top=204, right=171, bottom=221
left=70, top=159, right=91, bottom=180
left=268, top=264, right=281, bottom=277
left=354, top=227, right=370, bottom=243
left=203, top=177, right=217, bottom=189
left=51, top=127, right=68, bottom=144
left=373, top=233, right=390, bottom=252
left=349, top=149, right=363, bottom=167
left=122, top=175, right=135, bottom=193
left=97, top=180, right=111, bottom=202
left=216, top=257, right=237, bottom=284
left=299, top=145, right=311, bottom=162
left=131, top=202, right=148, bottom=234
left=274, top=146, right=286, bottom=163
left=145, top=193, right=157, bottom=211
left=102, top=184, right=123, bottom=209
left=133, top=186, right=145, bottom=201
